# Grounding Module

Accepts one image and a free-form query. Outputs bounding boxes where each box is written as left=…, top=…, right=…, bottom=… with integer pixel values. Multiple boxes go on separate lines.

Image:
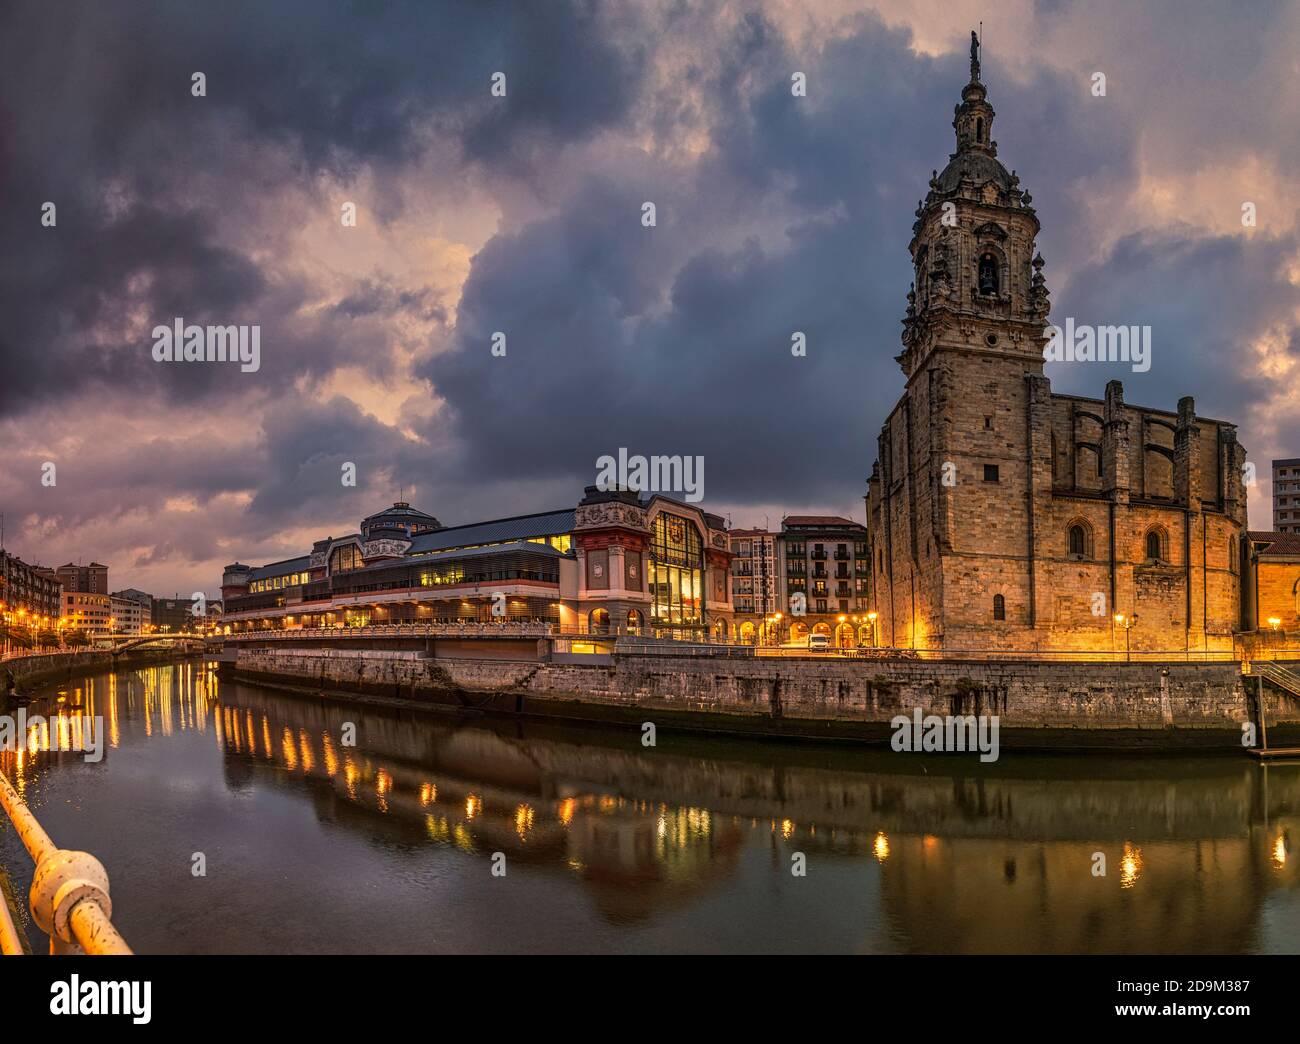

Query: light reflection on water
left=0, top=660, right=1297, bottom=954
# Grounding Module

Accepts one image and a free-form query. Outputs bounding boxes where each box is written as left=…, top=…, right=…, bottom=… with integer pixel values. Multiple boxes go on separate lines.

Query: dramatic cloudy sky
left=1, top=0, right=1297, bottom=598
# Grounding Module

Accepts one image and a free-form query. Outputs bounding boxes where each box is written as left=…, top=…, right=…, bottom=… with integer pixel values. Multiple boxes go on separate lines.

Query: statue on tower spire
left=969, top=29, right=981, bottom=83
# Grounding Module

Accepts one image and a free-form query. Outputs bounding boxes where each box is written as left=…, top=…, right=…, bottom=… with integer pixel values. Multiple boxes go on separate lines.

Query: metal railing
left=0, top=769, right=132, bottom=955
left=1249, top=661, right=1300, bottom=696
left=228, top=622, right=559, bottom=640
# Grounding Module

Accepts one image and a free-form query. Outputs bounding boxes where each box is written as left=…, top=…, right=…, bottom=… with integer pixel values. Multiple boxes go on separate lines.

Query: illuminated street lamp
left=1114, top=612, right=1139, bottom=662
left=868, top=610, right=879, bottom=649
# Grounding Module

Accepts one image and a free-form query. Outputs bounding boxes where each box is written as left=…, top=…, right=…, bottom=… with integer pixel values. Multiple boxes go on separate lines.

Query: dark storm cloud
left=419, top=12, right=1150, bottom=505
left=1049, top=228, right=1300, bottom=424
left=246, top=394, right=427, bottom=524
left=1, top=0, right=1295, bottom=594
left=0, top=0, right=645, bottom=417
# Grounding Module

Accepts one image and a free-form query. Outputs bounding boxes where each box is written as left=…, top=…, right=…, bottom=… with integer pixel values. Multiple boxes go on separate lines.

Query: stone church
left=865, top=35, right=1247, bottom=654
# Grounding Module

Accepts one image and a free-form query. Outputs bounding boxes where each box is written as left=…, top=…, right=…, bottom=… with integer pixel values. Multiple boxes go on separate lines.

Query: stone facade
left=865, top=41, right=1246, bottom=654
left=572, top=486, right=734, bottom=639
left=1245, top=531, right=1300, bottom=642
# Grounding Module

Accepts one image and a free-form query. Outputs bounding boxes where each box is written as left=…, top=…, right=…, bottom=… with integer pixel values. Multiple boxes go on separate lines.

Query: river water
left=1, top=660, right=1297, bottom=954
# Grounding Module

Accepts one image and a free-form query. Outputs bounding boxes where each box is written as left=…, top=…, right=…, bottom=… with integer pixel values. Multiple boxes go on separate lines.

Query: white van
left=807, top=633, right=831, bottom=651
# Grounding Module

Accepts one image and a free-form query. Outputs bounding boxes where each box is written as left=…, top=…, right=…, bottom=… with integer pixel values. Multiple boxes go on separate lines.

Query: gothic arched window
left=1145, top=529, right=1163, bottom=562
left=1069, top=524, right=1087, bottom=557
left=978, top=253, right=999, bottom=296
left=993, top=594, right=1006, bottom=620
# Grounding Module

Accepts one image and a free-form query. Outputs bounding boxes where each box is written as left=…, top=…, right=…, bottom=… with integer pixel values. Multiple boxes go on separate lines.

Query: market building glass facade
left=650, top=512, right=704, bottom=633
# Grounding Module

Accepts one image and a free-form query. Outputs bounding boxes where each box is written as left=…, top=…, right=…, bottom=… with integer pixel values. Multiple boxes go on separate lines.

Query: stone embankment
left=3, top=649, right=198, bottom=692
left=228, top=646, right=1300, bottom=751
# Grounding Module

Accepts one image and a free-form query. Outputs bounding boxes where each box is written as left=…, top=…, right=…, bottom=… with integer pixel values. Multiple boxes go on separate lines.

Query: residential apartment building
left=113, top=588, right=154, bottom=616
left=152, top=596, right=200, bottom=632
left=1273, top=459, right=1300, bottom=534
left=0, top=550, right=64, bottom=622
left=110, top=595, right=145, bottom=635
left=728, top=528, right=777, bottom=642
left=777, top=515, right=871, bottom=647
left=63, top=591, right=113, bottom=636
left=57, top=561, right=110, bottom=594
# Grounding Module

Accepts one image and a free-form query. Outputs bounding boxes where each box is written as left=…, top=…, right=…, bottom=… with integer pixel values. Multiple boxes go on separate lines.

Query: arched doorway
left=589, top=608, right=610, bottom=634
left=626, top=609, right=643, bottom=636
left=858, top=624, right=873, bottom=647
left=835, top=623, right=854, bottom=648
left=739, top=621, right=756, bottom=644
left=811, top=622, right=832, bottom=636
left=789, top=622, right=809, bottom=645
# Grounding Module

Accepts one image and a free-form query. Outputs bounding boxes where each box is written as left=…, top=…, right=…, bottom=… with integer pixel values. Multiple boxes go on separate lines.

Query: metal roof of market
left=407, top=509, right=575, bottom=554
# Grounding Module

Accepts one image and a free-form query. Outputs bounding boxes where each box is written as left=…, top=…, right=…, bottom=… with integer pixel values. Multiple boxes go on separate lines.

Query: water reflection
left=2, top=661, right=1298, bottom=953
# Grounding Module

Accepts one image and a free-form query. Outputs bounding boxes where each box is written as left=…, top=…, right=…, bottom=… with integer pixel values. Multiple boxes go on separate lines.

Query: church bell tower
left=898, top=30, right=1051, bottom=379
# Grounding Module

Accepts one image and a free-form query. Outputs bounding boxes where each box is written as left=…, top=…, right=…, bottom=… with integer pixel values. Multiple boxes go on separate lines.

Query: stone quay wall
left=3, top=648, right=197, bottom=691
left=230, top=646, right=1295, bottom=749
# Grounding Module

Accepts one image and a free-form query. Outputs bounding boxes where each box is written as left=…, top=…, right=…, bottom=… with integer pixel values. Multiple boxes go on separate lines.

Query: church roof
left=1249, top=531, right=1300, bottom=557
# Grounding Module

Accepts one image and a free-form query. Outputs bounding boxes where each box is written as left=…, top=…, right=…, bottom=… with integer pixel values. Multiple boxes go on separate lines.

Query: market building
left=221, top=489, right=734, bottom=640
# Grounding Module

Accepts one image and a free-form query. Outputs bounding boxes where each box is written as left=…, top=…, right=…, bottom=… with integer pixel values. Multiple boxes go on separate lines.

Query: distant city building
left=152, top=596, right=199, bottom=632
left=222, top=491, right=735, bottom=640
left=57, top=561, right=110, bottom=594
left=63, top=591, right=113, bottom=636
left=1272, top=459, right=1300, bottom=534
left=112, top=588, right=154, bottom=614
left=0, top=551, right=64, bottom=622
left=777, top=516, right=871, bottom=647
left=110, top=595, right=144, bottom=635
left=729, top=529, right=777, bottom=642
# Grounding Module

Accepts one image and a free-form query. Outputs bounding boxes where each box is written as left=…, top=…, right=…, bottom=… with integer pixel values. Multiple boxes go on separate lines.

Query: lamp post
left=1115, top=612, right=1138, bottom=662
left=868, top=610, right=879, bottom=649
